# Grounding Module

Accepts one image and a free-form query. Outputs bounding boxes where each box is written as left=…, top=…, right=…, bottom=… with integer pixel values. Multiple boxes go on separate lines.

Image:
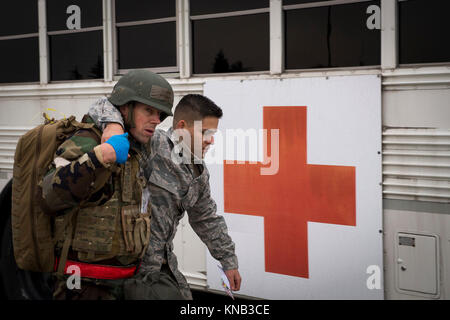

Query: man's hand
left=102, top=123, right=125, bottom=143
left=100, top=142, right=117, bottom=164
left=104, top=133, right=130, bottom=164
left=224, top=269, right=242, bottom=291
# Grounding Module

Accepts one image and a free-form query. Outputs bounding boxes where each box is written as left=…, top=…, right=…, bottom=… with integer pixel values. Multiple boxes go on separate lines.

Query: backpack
left=11, top=115, right=101, bottom=272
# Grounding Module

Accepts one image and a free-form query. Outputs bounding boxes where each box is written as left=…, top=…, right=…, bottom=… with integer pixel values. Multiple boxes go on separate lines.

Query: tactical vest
left=53, top=153, right=151, bottom=267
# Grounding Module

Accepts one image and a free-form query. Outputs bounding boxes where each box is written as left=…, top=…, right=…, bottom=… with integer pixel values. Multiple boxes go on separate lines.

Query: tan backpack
left=11, top=115, right=100, bottom=272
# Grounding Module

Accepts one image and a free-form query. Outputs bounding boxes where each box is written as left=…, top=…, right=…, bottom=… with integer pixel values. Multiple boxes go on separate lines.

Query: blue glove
left=105, top=133, right=130, bottom=164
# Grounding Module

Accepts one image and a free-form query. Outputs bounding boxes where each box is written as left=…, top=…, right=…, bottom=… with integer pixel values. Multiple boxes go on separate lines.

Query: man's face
left=122, top=102, right=161, bottom=144
left=185, top=116, right=219, bottom=159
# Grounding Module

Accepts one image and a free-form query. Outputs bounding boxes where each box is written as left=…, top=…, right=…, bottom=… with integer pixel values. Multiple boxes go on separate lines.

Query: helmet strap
left=125, top=101, right=136, bottom=129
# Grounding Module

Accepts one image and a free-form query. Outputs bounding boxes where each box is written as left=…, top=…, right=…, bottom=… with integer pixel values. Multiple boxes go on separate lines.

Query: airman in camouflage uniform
left=40, top=70, right=174, bottom=299
left=88, top=94, right=241, bottom=300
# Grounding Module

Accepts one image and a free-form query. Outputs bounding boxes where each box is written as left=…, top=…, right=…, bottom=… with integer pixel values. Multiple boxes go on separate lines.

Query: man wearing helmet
left=40, top=70, right=174, bottom=299
left=88, top=91, right=241, bottom=300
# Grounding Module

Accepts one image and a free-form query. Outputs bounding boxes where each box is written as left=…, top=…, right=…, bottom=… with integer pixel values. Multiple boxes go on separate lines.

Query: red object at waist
left=55, top=259, right=139, bottom=280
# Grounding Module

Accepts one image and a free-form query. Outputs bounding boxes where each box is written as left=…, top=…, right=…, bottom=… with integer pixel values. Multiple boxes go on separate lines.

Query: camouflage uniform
left=41, top=115, right=151, bottom=300
left=88, top=98, right=239, bottom=300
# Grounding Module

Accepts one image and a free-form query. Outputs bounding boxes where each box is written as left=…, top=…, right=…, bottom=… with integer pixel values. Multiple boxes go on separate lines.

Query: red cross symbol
left=224, top=107, right=356, bottom=278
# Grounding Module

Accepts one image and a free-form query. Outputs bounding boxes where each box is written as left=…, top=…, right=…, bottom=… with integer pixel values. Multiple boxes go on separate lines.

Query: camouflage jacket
left=40, top=116, right=113, bottom=214
left=88, top=98, right=239, bottom=300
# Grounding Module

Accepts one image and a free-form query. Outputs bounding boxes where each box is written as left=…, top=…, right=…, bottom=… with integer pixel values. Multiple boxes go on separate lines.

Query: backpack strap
left=56, top=205, right=81, bottom=277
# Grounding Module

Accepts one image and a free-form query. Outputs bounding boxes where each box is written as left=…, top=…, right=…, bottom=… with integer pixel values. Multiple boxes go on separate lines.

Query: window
left=399, top=0, right=450, bottom=64
left=0, top=1, right=39, bottom=83
left=47, top=0, right=103, bottom=81
left=114, top=0, right=177, bottom=72
left=284, top=0, right=380, bottom=70
left=191, top=0, right=270, bottom=74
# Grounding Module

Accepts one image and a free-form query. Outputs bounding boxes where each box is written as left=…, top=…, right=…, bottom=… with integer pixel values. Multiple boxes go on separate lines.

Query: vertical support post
left=178, top=0, right=192, bottom=78
left=381, top=0, right=398, bottom=70
left=270, top=0, right=284, bottom=75
left=103, top=0, right=114, bottom=82
left=38, top=0, right=49, bottom=84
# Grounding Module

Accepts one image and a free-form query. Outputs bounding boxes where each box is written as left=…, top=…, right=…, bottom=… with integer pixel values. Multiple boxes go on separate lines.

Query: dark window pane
left=283, top=0, right=334, bottom=5
left=117, top=23, right=177, bottom=69
left=0, top=1, right=38, bottom=36
left=190, top=0, right=269, bottom=15
left=399, top=0, right=450, bottom=64
left=193, top=14, right=269, bottom=74
left=285, top=1, right=380, bottom=69
left=0, top=37, right=39, bottom=83
left=115, top=0, right=175, bottom=22
left=47, top=0, right=102, bottom=31
left=49, top=31, right=103, bottom=81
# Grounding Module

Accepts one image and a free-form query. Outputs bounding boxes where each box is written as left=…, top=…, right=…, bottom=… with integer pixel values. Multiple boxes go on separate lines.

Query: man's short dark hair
left=173, top=94, right=223, bottom=126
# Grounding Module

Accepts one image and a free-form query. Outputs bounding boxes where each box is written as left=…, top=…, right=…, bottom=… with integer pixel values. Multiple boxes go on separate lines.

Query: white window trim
left=47, top=26, right=103, bottom=36
left=283, top=0, right=374, bottom=10
left=190, top=8, right=270, bottom=20
left=0, top=33, right=39, bottom=41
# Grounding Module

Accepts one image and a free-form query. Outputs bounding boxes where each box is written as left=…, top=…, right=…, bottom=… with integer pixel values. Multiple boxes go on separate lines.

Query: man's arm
left=88, top=97, right=124, bottom=129
left=187, top=182, right=241, bottom=291
left=40, top=130, right=118, bottom=214
left=88, top=97, right=125, bottom=142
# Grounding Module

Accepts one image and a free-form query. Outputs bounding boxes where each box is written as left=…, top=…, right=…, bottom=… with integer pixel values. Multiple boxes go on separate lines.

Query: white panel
left=204, top=75, right=383, bottom=299
left=396, top=233, right=438, bottom=296
left=383, top=209, right=450, bottom=300
left=382, top=89, right=450, bottom=129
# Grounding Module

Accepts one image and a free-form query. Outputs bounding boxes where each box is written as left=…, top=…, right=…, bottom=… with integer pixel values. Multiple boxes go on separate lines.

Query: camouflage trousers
left=123, top=264, right=184, bottom=300
left=53, top=277, right=124, bottom=300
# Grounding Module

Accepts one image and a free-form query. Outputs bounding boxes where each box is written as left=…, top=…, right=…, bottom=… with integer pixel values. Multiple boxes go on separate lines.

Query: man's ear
left=119, top=105, right=129, bottom=121
left=175, top=119, right=187, bottom=130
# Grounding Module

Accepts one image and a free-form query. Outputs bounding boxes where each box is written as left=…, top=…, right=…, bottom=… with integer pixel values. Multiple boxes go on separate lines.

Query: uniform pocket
left=121, top=204, right=151, bottom=258
left=180, top=181, right=200, bottom=212
left=72, top=201, right=119, bottom=256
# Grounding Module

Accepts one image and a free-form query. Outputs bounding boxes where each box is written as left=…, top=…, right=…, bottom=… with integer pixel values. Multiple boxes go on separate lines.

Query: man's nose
left=151, top=114, right=161, bottom=124
left=205, top=135, right=214, bottom=145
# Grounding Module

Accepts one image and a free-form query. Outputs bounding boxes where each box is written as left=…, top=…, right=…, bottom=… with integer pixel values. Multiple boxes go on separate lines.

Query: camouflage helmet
left=108, top=70, right=174, bottom=122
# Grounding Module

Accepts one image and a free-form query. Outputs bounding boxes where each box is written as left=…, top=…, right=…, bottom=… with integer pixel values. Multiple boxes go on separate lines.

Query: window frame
left=0, top=1, right=40, bottom=85
left=282, top=0, right=382, bottom=72
left=112, top=0, right=179, bottom=77
left=397, top=0, right=450, bottom=67
left=189, top=4, right=271, bottom=76
left=41, top=0, right=105, bottom=83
